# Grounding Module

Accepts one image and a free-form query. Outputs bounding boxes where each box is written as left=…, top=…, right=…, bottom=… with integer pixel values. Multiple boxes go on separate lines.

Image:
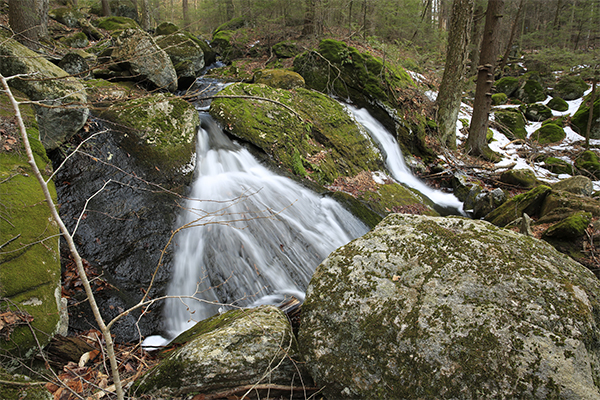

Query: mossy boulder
left=543, top=210, right=592, bottom=240
left=48, top=6, right=82, bottom=28
left=0, top=368, right=53, bottom=400
left=554, top=75, right=589, bottom=100
left=0, top=31, right=89, bottom=150
left=155, top=33, right=205, bottom=89
left=500, top=168, right=540, bottom=188
left=210, top=29, right=243, bottom=62
left=100, top=93, right=199, bottom=176
left=213, top=17, right=247, bottom=34
left=96, top=16, right=140, bottom=31
left=209, top=82, right=382, bottom=185
left=547, top=96, right=569, bottom=111
left=155, top=21, right=180, bottom=36
left=494, top=108, right=527, bottom=140
left=299, top=214, right=600, bottom=399
left=60, top=31, right=89, bottom=48
left=133, top=306, right=312, bottom=397
left=491, top=92, right=507, bottom=105
left=540, top=189, right=600, bottom=218
left=357, top=180, right=438, bottom=217
left=485, top=185, right=552, bottom=226
left=575, top=150, right=600, bottom=178
left=553, top=175, right=594, bottom=197
left=0, top=95, right=63, bottom=357
left=494, top=76, right=519, bottom=97
left=109, top=29, right=178, bottom=91
left=544, top=156, right=574, bottom=175
left=531, top=123, right=566, bottom=145
left=516, top=79, right=546, bottom=104
left=253, top=69, right=305, bottom=89
left=524, top=103, right=553, bottom=122
left=571, top=94, right=600, bottom=139
left=272, top=40, right=300, bottom=59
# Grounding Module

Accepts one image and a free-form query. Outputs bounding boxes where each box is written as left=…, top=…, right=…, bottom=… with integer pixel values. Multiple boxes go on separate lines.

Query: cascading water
left=346, top=104, right=464, bottom=214
left=162, top=114, right=369, bottom=338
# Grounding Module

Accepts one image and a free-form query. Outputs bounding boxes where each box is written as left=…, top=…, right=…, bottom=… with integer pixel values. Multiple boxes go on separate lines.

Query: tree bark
left=140, top=0, right=151, bottom=30
left=182, top=0, right=190, bottom=29
left=8, top=0, right=47, bottom=50
left=498, top=0, right=524, bottom=74
left=226, top=0, right=234, bottom=20
left=101, top=0, right=111, bottom=16
left=302, top=0, right=316, bottom=36
left=436, top=0, right=474, bottom=148
left=467, top=0, right=505, bottom=160
left=586, top=75, right=597, bottom=150
left=468, top=2, right=485, bottom=75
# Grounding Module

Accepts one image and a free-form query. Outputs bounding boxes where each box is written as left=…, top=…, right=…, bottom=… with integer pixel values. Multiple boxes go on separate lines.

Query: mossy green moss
left=572, top=95, right=600, bottom=138
left=359, top=182, right=438, bottom=217
left=61, top=32, right=89, bottom=48
left=554, top=75, right=588, bottom=100
left=500, top=168, right=540, bottom=188
left=575, top=150, right=600, bottom=178
left=525, top=103, right=553, bottom=122
left=0, top=95, right=61, bottom=356
left=531, top=123, right=566, bottom=145
left=544, top=157, right=573, bottom=175
left=494, top=76, right=519, bottom=97
left=543, top=211, right=592, bottom=239
left=155, top=22, right=180, bottom=36
left=0, top=367, right=52, bottom=399
left=491, top=92, right=508, bottom=105
left=485, top=185, right=552, bottom=226
left=547, top=96, right=569, bottom=112
left=209, top=82, right=382, bottom=185
left=517, top=79, right=546, bottom=104
left=96, top=16, right=140, bottom=31
left=494, top=108, right=527, bottom=140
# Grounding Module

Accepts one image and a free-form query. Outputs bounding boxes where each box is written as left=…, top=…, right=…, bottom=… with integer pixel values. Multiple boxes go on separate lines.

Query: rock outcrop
left=300, top=214, right=600, bottom=399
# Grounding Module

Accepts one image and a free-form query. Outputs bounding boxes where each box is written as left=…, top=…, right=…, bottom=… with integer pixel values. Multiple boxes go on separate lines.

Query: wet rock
left=300, top=214, right=600, bottom=399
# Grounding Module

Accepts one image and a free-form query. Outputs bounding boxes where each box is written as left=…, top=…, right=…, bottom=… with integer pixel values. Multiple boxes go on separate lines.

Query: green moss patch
left=547, top=97, right=569, bottom=112
left=494, top=76, right=519, bottom=97
left=572, top=95, right=600, bottom=139
left=485, top=185, right=552, bottom=226
left=96, top=16, right=140, bottom=31
left=494, top=108, right=527, bottom=140
left=531, top=123, right=566, bottom=145
left=209, top=83, right=382, bottom=185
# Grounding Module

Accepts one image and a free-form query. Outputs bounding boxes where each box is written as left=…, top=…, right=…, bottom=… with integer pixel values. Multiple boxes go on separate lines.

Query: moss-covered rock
left=96, top=16, right=140, bottom=31
left=253, top=69, right=304, bottom=89
left=155, top=21, right=180, bottom=36
left=500, top=168, right=540, bottom=188
left=210, top=29, right=243, bottom=62
left=547, top=96, right=569, bottom=111
left=540, top=189, right=600, bottom=218
left=494, top=108, right=527, bottom=140
left=209, top=82, right=382, bottom=185
left=491, top=92, right=507, bottom=105
left=554, top=75, right=589, bottom=100
left=155, top=32, right=205, bottom=89
left=516, top=79, right=546, bottom=104
left=358, top=181, right=438, bottom=217
left=0, top=94, right=63, bottom=357
left=0, top=30, right=89, bottom=150
left=48, top=6, right=82, bottom=28
left=524, top=103, right=553, bottom=122
left=571, top=94, right=600, bottom=139
left=575, top=150, right=600, bottom=178
left=543, top=210, right=592, bottom=239
left=272, top=40, right=300, bottom=59
left=553, top=175, right=594, bottom=197
left=133, top=306, right=312, bottom=397
left=300, top=214, right=600, bottom=399
left=0, top=368, right=53, bottom=399
left=531, top=123, right=566, bottom=144
left=544, top=156, right=574, bottom=175
left=100, top=93, right=199, bottom=176
left=494, top=76, right=519, bottom=97
left=485, top=185, right=552, bottom=226
left=60, top=31, right=89, bottom=48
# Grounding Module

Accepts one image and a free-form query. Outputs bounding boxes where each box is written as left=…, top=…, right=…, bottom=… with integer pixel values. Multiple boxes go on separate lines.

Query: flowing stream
left=156, top=102, right=463, bottom=342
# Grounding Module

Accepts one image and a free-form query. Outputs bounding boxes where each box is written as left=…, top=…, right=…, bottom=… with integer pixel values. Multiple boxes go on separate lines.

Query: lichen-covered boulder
left=0, top=94, right=64, bottom=357
left=540, top=189, right=600, bottom=218
left=516, top=79, right=546, bottom=104
left=500, top=168, right=540, bottom=188
left=299, top=214, right=600, bottom=400
left=60, top=32, right=89, bottom=48
left=554, top=75, right=589, bottom=100
left=553, top=175, right=594, bottom=197
left=572, top=95, right=600, bottom=139
left=253, top=69, right=305, bottom=90
left=272, top=40, right=300, bottom=59
left=472, top=187, right=506, bottom=219
left=0, top=31, right=89, bottom=150
left=156, top=32, right=205, bottom=89
left=494, top=108, right=527, bottom=139
left=100, top=93, right=199, bottom=175
left=531, top=123, right=566, bottom=144
left=524, top=103, right=553, bottom=122
left=209, top=82, right=382, bottom=185
left=133, top=306, right=312, bottom=397
left=48, top=6, right=82, bottom=28
left=110, top=29, right=178, bottom=91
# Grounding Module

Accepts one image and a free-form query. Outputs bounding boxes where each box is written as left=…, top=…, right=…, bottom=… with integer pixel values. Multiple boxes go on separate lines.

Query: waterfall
left=162, top=114, right=369, bottom=338
left=346, top=104, right=464, bottom=214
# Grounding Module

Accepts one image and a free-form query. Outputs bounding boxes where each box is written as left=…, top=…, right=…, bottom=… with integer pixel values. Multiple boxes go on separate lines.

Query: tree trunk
left=468, top=2, right=485, bottom=75
left=499, top=0, right=525, bottom=74
left=302, top=0, right=316, bottom=36
left=436, top=0, right=474, bottom=148
left=140, top=0, right=151, bottom=30
left=226, top=0, right=234, bottom=21
left=8, top=0, right=47, bottom=49
left=586, top=75, right=598, bottom=150
left=467, top=0, right=505, bottom=160
left=101, top=0, right=110, bottom=16
left=182, top=0, right=190, bottom=30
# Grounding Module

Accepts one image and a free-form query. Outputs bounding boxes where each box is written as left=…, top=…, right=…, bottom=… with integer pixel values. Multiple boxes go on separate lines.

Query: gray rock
left=0, top=31, right=88, bottom=150
left=110, top=29, right=178, bottom=92
left=133, top=306, right=312, bottom=397
left=553, top=175, right=595, bottom=197
left=155, top=33, right=205, bottom=89
left=300, top=214, right=600, bottom=399
left=472, top=187, right=506, bottom=219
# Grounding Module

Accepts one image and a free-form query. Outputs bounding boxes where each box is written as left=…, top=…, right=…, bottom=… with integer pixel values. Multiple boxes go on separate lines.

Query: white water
left=346, top=105, right=464, bottom=213
left=163, top=114, right=369, bottom=338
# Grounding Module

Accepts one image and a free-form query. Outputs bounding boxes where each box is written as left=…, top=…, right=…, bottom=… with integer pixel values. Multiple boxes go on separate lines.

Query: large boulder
left=155, top=33, right=205, bottom=89
left=554, top=75, right=589, bottom=100
left=572, top=95, right=600, bottom=139
left=494, top=108, right=527, bottom=140
left=516, top=79, right=546, bottom=104
left=133, top=306, right=312, bottom=397
left=299, top=214, right=600, bottom=399
left=0, top=94, right=64, bottom=357
left=109, top=29, right=178, bottom=91
left=0, top=31, right=89, bottom=150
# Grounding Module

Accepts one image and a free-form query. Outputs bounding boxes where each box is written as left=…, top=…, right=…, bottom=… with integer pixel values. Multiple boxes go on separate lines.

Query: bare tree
left=436, top=0, right=474, bottom=148
left=467, top=0, right=505, bottom=160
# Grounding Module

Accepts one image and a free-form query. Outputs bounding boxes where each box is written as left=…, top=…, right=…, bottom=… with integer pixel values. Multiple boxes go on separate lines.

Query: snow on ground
left=453, top=87, right=600, bottom=190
